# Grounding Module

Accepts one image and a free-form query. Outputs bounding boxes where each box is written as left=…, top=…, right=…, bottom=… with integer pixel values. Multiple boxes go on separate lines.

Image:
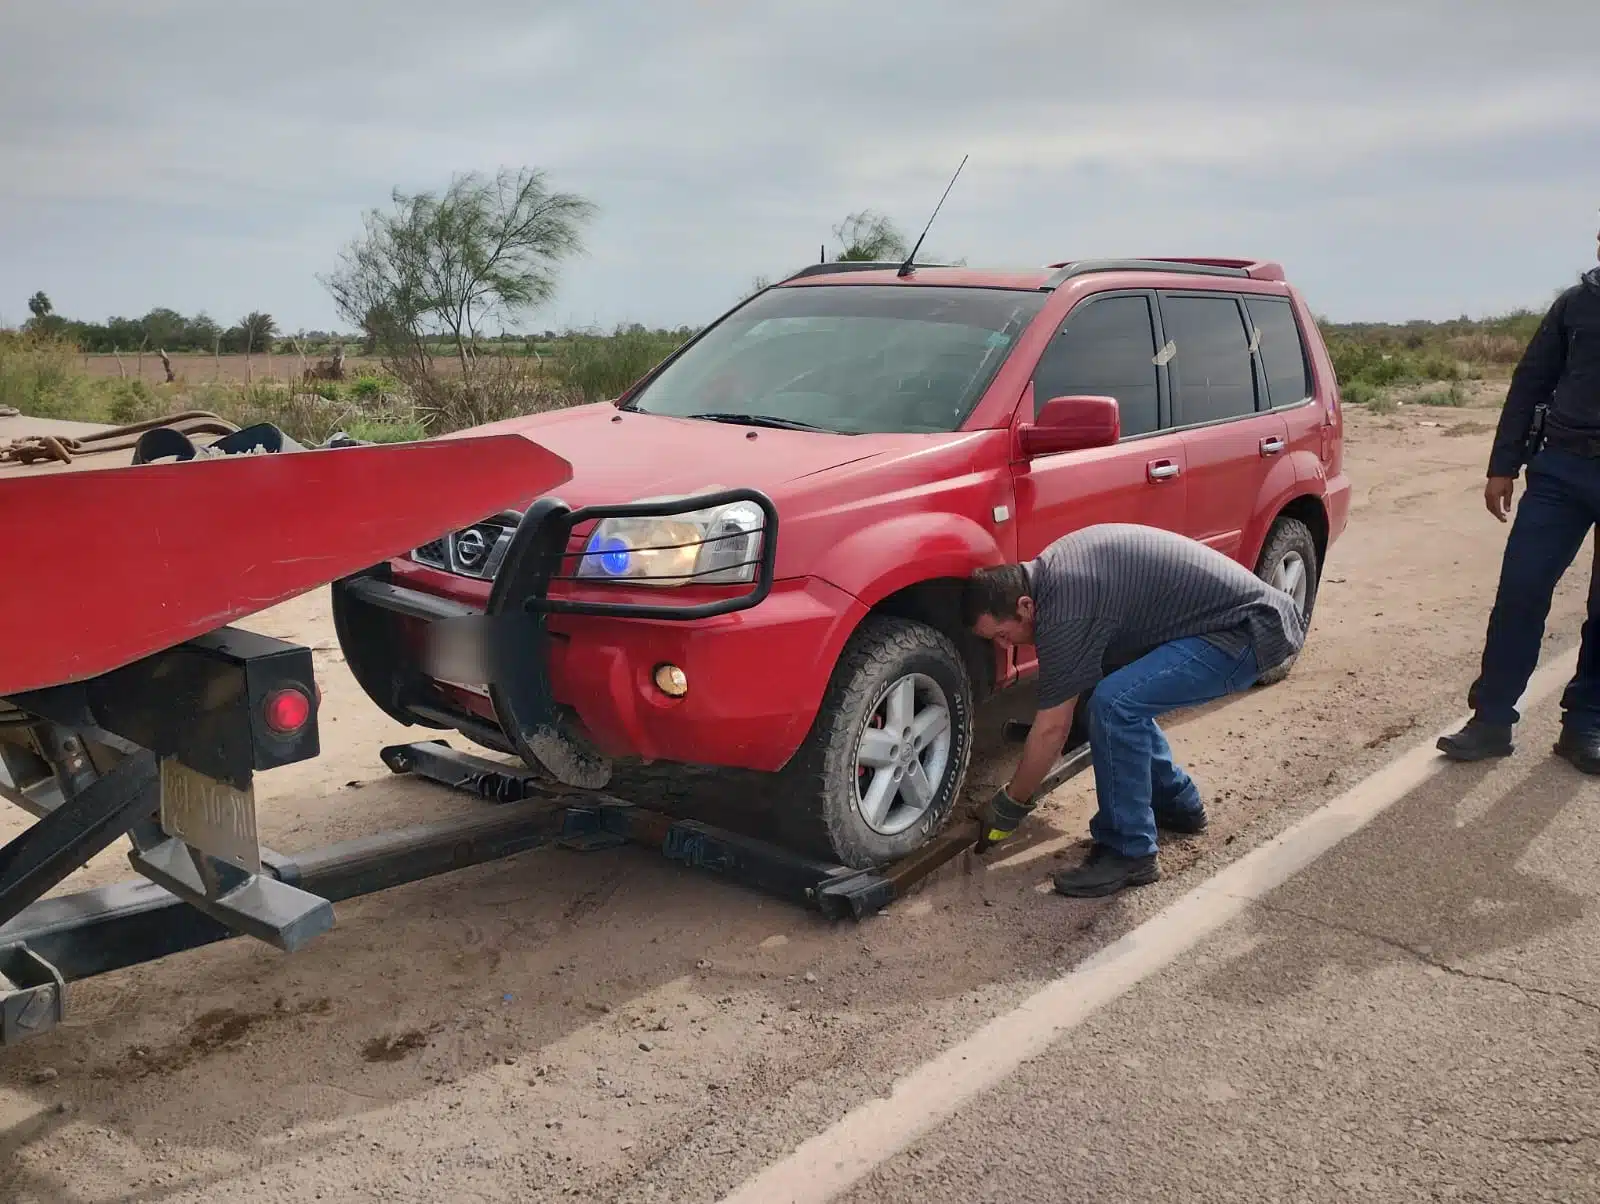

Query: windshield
left=624, top=284, right=1047, bottom=435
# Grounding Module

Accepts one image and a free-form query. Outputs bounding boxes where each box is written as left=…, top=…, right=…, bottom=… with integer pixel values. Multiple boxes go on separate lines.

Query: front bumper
left=332, top=489, right=865, bottom=775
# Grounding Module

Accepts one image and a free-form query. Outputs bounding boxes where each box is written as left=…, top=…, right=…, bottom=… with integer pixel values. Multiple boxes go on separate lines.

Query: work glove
left=976, top=786, right=1035, bottom=852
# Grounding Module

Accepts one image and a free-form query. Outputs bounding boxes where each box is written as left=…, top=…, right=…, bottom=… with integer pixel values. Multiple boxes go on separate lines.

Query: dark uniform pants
left=1471, top=447, right=1600, bottom=732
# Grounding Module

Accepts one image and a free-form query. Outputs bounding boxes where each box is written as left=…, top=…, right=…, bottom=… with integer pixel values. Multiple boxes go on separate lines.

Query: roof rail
left=782, top=260, right=905, bottom=282
left=1144, top=256, right=1286, bottom=282
left=1042, top=259, right=1248, bottom=289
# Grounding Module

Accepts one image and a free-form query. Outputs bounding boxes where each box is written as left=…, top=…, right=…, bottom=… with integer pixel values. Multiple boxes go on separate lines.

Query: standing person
left=962, top=524, right=1305, bottom=898
left=1439, top=235, right=1600, bottom=770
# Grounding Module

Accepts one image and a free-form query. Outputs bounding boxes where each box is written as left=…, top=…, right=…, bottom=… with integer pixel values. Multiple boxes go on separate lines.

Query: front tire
left=780, top=616, right=974, bottom=868
left=1252, top=515, right=1321, bottom=686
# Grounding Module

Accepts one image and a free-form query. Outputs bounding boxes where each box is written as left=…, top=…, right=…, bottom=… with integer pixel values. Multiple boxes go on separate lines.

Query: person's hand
left=1485, top=476, right=1516, bottom=523
left=975, top=786, right=1035, bottom=852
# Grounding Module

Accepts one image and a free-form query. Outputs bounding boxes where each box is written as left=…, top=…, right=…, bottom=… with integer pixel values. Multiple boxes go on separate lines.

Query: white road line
left=719, top=651, right=1576, bottom=1204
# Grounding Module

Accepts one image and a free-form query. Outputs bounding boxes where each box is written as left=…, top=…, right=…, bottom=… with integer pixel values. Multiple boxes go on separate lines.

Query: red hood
left=450, top=402, right=906, bottom=508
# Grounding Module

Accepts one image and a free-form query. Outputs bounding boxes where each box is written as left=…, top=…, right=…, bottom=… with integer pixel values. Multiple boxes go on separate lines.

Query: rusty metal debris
left=0, top=411, right=240, bottom=467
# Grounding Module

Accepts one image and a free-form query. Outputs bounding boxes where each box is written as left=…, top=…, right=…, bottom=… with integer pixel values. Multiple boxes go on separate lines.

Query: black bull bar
left=331, top=488, right=781, bottom=784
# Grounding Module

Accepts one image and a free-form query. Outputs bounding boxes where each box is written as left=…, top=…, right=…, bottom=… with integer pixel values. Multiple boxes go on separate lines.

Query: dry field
left=77, top=352, right=390, bottom=385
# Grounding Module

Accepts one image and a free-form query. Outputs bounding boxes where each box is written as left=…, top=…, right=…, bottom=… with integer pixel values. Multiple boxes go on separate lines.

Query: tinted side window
left=1032, top=295, right=1160, bottom=437
left=1245, top=297, right=1311, bottom=407
left=1163, top=295, right=1256, bottom=425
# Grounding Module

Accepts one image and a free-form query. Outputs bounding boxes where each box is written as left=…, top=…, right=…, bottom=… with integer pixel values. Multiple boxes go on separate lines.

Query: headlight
left=576, top=490, right=767, bottom=588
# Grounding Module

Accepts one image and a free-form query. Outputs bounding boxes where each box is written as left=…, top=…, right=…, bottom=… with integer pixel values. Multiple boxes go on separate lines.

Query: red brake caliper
left=859, top=710, right=885, bottom=787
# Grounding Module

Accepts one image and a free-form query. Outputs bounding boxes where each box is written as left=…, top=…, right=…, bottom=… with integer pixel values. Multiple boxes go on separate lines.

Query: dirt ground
left=1, top=400, right=1592, bottom=1203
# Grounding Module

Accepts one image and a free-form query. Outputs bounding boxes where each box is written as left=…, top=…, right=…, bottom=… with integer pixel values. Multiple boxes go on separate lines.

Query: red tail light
left=263, top=686, right=312, bottom=735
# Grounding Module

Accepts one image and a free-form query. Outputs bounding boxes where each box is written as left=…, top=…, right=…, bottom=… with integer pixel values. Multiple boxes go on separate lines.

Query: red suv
left=335, top=257, right=1349, bottom=867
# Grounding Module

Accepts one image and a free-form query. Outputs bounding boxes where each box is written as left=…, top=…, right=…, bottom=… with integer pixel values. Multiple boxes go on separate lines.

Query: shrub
left=343, top=416, right=428, bottom=443
left=554, top=325, right=689, bottom=403
left=1340, top=378, right=1379, bottom=407
left=107, top=379, right=160, bottom=424
left=395, top=353, right=579, bottom=432
left=0, top=329, right=85, bottom=418
left=348, top=373, right=394, bottom=402
left=1415, top=353, right=1461, bottom=382
left=1414, top=381, right=1470, bottom=408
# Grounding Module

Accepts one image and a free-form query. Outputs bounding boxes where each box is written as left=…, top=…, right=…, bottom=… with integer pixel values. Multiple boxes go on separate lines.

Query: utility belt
left=1532, top=405, right=1600, bottom=460
left=1539, top=422, right=1600, bottom=460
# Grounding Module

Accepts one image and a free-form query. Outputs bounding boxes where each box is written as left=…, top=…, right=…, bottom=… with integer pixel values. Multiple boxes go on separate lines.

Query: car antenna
left=897, top=153, right=968, bottom=278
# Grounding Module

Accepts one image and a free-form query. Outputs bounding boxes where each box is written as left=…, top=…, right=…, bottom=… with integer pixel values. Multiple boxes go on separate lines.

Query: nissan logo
left=454, top=528, right=489, bottom=570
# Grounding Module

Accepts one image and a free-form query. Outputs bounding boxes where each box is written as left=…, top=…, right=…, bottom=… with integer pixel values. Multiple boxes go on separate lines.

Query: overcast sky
left=2, top=1, right=1597, bottom=333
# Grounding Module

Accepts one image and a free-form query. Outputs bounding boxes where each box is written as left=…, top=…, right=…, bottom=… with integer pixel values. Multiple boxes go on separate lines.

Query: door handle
left=1147, top=460, right=1181, bottom=482
left=1259, top=436, right=1286, bottom=456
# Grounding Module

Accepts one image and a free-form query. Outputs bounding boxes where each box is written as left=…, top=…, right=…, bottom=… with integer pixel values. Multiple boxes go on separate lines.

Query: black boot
left=1437, top=718, right=1514, bottom=762
left=1053, top=849, right=1160, bottom=898
left=1153, top=802, right=1208, bottom=835
left=1553, top=728, right=1600, bottom=775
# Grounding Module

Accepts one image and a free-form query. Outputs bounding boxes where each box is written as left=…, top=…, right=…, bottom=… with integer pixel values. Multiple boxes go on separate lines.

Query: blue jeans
left=1085, top=636, right=1260, bottom=859
left=1470, top=448, right=1600, bottom=733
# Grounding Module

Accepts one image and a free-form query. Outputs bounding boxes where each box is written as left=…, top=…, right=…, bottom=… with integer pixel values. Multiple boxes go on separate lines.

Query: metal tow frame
left=0, top=723, right=1091, bottom=1045
left=381, top=729, right=1094, bottom=922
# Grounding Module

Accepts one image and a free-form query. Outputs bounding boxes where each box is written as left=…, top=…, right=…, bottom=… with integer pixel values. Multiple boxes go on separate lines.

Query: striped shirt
left=1026, top=524, right=1306, bottom=709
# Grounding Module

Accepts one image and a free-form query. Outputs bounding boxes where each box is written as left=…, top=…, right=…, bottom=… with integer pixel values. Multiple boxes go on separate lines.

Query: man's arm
left=1006, top=698, right=1075, bottom=802
left=978, top=617, right=1103, bottom=847
left=1488, top=292, right=1570, bottom=481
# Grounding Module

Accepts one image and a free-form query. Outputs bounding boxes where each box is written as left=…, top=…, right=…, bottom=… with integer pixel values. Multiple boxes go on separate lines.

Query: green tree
left=140, top=307, right=187, bottom=350
left=832, top=211, right=908, bottom=262
left=184, top=312, right=222, bottom=351
left=22, top=291, right=68, bottom=338
left=322, top=167, right=597, bottom=390
left=222, top=312, right=277, bottom=354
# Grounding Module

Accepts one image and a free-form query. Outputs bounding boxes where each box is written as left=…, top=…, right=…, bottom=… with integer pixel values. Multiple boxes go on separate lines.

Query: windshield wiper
left=684, top=412, right=840, bottom=434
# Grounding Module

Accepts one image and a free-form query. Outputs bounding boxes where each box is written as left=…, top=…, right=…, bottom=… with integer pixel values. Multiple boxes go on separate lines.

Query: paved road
left=833, top=693, right=1600, bottom=1204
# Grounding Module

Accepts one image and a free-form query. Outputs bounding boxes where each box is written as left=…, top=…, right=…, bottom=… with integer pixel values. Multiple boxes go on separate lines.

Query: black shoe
left=1053, top=850, right=1160, bottom=898
left=1437, top=719, right=1513, bottom=762
left=1554, top=729, right=1600, bottom=775
left=1154, top=804, right=1208, bottom=835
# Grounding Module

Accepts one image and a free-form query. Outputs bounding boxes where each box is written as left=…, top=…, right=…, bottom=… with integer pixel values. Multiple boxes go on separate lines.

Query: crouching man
left=962, top=523, right=1306, bottom=897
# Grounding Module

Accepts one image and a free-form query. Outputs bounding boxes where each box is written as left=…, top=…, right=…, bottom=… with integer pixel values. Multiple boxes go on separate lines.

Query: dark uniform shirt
left=1026, top=524, right=1306, bottom=710
left=1489, top=266, right=1600, bottom=478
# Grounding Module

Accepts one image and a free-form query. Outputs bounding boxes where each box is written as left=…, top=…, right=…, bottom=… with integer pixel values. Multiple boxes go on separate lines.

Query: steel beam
left=0, top=750, right=159, bottom=928
left=0, top=800, right=574, bottom=986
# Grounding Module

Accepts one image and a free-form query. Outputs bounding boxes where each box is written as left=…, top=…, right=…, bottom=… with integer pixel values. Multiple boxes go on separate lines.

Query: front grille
left=414, top=539, right=448, bottom=571
left=411, top=519, right=514, bottom=580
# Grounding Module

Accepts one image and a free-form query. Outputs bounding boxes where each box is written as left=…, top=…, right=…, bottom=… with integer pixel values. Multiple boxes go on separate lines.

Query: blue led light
left=594, top=535, right=630, bottom=576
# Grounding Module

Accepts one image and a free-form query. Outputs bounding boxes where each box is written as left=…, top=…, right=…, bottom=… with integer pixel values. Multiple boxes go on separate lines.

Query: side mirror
left=1018, top=394, right=1121, bottom=458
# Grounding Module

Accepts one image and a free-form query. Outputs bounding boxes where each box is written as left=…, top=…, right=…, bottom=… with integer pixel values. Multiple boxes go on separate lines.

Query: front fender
left=813, top=512, right=1006, bottom=607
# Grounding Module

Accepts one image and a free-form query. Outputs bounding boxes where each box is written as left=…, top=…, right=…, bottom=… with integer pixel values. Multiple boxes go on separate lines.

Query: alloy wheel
left=854, top=672, right=953, bottom=836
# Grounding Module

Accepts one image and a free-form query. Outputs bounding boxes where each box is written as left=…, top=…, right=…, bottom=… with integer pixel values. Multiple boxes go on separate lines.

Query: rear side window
left=1162, top=294, right=1256, bottom=425
left=1245, top=297, right=1312, bottom=407
left=1032, top=294, right=1160, bottom=437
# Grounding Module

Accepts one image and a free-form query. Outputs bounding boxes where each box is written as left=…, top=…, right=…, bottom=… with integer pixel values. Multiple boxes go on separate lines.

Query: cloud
left=1, top=0, right=1597, bottom=329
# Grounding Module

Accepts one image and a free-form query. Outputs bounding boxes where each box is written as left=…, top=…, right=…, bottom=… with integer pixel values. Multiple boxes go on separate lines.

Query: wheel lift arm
left=382, top=734, right=1095, bottom=922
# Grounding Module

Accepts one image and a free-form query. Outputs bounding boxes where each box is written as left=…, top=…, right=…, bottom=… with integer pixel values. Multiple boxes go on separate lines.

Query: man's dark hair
left=961, top=564, right=1030, bottom=627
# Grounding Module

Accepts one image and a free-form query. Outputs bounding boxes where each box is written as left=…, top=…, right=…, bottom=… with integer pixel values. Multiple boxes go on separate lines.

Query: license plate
left=159, top=758, right=262, bottom=873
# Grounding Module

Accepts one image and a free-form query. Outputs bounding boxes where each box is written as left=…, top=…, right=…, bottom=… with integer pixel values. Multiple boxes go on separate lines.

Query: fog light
left=653, top=664, right=689, bottom=698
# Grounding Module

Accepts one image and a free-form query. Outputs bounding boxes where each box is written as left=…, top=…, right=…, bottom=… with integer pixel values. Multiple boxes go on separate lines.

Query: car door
left=1160, top=291, right=1289, bottom=562
left=1243, top=293, right=1322, bottom=467
left=1009, top=290, right=1188, bottom=677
